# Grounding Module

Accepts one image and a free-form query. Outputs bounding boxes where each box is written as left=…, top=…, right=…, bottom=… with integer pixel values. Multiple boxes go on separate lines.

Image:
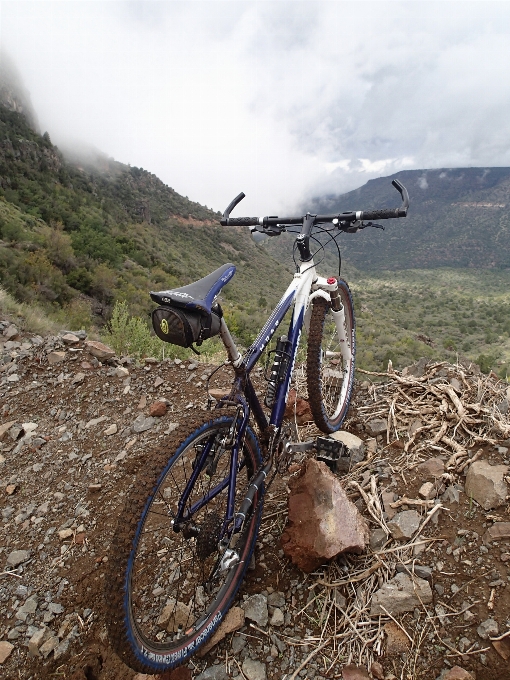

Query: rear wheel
left=307, top=280, right=356, bottom=433
left=105, top=414, right=263, bottom=673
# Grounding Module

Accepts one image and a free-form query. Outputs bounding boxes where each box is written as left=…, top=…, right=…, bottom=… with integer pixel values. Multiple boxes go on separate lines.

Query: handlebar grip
left=221, top=217, right=260, bottom=227
left=360, top=208, right=405, bottom=220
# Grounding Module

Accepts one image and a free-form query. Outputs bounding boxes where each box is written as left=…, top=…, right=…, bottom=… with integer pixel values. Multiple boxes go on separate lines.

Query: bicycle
left=105, top=179, right=409, bottom=673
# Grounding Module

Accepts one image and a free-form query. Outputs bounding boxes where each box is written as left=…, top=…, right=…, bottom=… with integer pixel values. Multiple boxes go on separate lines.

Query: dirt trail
left=0, top=319, right=509, bottom=680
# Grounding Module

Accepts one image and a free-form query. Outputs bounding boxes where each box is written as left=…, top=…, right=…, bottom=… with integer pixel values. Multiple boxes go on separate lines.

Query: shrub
left=102, top=300, right=168, bottom=360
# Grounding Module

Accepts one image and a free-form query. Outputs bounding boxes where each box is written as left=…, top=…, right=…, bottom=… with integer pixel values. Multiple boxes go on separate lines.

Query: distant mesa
left=0, top=50, right=39, bottom=133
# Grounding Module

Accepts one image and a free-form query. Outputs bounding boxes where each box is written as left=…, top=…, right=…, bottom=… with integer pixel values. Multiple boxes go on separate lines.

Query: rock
left=269, top=608, right=284, bottom=627
left=477, top=617, right=498, bottom=640
left=154, top=376, right=164, bottom=387
left=267, top=591, right=285, bottom=608
left=441, top=486, right=460, bottom=504
left=47, top=351, right=66, bottom=365
left=370, top=662, right=385, bottom=680
left=132, top=414, right=157, bottom=433
left=104, top=424, right=118, bottom=436
left=370, top=572, right=432, bottom=616
left=157, top=598, right=191, bottom=633
left=497, top=399, right=509, bottom=415
left=16, top=595, right=38, bottom=621
left=365, top=419, right=387, bottom=436
left=403, top=357, right=428, bottom=378
left=84, top=340, right=115, bottom=360
left=85, top=416, right=107, bottom=429
left=450, top=377, right=462, bottom=391
left=342, top=664, right=370, bottom=680
left=442, top=667, right=475, bottom=680
left=71, top=372, right=86, bottom=386
left=281, top=458, right=369, bottom=572
left=0, top=420, right=16, bottom=441
left=370, top=528, right=388, bottom=550
left=330, top=430, right=366, bottom=462
left=115, top=366, right=130, bottom=378
left=242, top=658, right=266, bottom=680
left=198, top=606, right=245, bottom=656
left=417, top=457, right=445, bottom=478
left=492, top=636, right=510, bottom=661
left=387, top=510, right=421, bottom=540
left=137, top=395, right=147, bottom=410
left=6, top=549, right=31, bottom=567
left=231, top=635, right=247, bottom=654
left=483, top=522, right=510, bottom=543
left=149, top=401, right=167, bottom=417
left=196, top=666, right=228, bottom=680
left=48, top=602, right=64, bottom=614
left=61, top=333, right=80, bottom=344
left=243, top=593, right=268, bottom=627
left=3, top=325, right=19, bottom=340
left=381, top=491, right=397, bottom=520
left=0, top=641, right=14, bottom=664
left=59, top=529, right=73, bottom=540
left=384, top=621, right=410, bottom=654
left=284, top=389, right=313, bottom=424
left=418, top=482, right=436, bottom=500
left=39, top=636, right=59, bottom=658
left=465, top=460, right=508, bottom=510
left=28, top=627, right=50, bottom=656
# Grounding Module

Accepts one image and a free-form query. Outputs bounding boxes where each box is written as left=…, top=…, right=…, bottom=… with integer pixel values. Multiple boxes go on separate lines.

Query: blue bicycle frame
left=173, top=259, right=345, bottom=542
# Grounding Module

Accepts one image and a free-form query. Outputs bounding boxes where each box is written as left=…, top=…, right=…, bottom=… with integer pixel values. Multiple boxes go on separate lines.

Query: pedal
left=315, top=437, right=348, bottom=473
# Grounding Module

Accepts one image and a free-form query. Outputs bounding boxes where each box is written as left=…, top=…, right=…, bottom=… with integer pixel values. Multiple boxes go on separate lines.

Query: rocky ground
left=0, top=317, right=509, bottom=680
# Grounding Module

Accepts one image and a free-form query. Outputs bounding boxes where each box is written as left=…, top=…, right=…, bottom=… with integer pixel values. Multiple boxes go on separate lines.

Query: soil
left=0, top=319, right=509, bottom=680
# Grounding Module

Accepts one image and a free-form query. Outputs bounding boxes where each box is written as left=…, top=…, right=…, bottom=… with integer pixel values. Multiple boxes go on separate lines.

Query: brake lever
left=250, top=225, right=286, bottom=237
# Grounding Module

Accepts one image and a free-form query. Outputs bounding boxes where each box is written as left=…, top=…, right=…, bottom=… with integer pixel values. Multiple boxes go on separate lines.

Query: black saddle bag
left=152, top=306, right=221, bottom=348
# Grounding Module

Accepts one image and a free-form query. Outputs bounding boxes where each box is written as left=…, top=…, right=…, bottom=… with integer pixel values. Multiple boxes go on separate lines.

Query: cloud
left=2, top=1, right=510, bottom=214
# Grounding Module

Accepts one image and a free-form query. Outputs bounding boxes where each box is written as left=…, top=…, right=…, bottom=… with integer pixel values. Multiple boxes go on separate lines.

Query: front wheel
left=306, top=279, right=356, bottom=433
left=105, top=413, right=263, bottom=673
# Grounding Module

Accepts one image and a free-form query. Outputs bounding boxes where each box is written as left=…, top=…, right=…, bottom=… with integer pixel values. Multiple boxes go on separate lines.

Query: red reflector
left=327, top=277, right=337, bottom=285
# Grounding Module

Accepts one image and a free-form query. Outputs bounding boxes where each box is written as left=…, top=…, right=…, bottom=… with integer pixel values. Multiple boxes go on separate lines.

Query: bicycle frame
left=174, top=257, right=348, bottom=541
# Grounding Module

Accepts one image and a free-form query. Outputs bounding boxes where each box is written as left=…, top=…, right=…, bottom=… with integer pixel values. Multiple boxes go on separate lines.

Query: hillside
left=0, top=104, right=290, bottom=343
left=304, top=167, right=510, bottom=270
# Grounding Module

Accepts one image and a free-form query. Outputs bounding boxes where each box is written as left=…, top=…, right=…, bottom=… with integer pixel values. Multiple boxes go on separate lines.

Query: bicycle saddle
left=150, top=263, right=236, bottom=314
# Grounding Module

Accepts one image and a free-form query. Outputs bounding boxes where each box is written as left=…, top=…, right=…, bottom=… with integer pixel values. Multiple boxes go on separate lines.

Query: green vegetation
left=350, top=268, right=510, bottom=379
left=0, top=105, right=290, bottom=346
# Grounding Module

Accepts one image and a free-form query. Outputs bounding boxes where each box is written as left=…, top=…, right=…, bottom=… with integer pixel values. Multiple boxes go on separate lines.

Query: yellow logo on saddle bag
left=160, top=318, right=169, bottom=335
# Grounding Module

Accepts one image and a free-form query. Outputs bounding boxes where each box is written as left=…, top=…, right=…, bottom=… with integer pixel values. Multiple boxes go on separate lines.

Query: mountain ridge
left=306, top=167, right=510, bottom=270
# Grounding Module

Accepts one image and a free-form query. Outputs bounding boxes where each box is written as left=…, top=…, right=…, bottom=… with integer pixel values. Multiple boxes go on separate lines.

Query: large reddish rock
left=281, top=458, right=369, bottom=572
left=149, top=401, right=168, bottom=417
left=84, top=340, right=115, bottom=360
left=284, top=389, right=313, bottom=425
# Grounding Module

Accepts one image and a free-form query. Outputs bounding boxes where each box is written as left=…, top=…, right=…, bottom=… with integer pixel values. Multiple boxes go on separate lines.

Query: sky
left=2, top=1, right=510, bottom=214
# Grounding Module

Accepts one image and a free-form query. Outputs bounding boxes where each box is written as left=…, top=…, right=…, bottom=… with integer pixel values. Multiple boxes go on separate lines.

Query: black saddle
left=150, top=263, right=236, bottom=314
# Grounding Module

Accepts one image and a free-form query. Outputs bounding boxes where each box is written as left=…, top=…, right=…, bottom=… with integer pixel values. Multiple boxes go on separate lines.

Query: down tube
left=269, top=305, right=305, bottom=428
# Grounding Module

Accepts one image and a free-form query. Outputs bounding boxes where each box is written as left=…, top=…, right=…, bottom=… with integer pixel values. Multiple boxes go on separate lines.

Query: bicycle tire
left=306, top=279, right=356, bottom=433
left=105, top=413, right=263, bottom=673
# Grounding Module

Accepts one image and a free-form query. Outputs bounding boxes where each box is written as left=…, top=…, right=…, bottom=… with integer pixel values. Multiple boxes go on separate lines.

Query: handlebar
left=220, top=179, right=409, bottom=230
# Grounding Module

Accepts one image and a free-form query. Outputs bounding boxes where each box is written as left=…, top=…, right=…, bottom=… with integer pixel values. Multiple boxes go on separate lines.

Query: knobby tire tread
left=104, top=413, right=262, bottom=674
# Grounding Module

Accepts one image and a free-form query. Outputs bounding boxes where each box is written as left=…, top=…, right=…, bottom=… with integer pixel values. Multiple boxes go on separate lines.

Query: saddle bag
left=152, top=305, right=221, bottom=348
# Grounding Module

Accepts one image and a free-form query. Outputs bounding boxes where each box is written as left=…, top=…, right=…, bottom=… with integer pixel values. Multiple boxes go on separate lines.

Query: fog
left=2, top=1, right=510, bottom=214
